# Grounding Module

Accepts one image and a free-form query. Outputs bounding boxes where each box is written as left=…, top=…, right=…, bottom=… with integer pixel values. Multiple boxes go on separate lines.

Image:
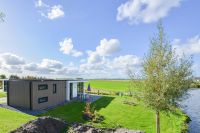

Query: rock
left=69, top=123, right=144, bottom=133
left=10, top=116, right=67, bottom=133
left=10, top=117, right=144, bottom=133
left=114, top=128, right=144, bottom=133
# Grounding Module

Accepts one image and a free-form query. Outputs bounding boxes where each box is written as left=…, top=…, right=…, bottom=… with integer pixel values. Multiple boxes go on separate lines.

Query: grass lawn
left=0, top=108, right=36, bottom=133
left=40, top=96, right=187, bottom=133
left=85, top=80, right=130, bottom=92
left=0, top=92, right=6, bottom=98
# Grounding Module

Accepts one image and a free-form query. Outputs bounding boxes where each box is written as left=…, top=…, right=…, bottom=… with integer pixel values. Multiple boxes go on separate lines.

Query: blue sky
left=0, top=0, right=200, bottom=79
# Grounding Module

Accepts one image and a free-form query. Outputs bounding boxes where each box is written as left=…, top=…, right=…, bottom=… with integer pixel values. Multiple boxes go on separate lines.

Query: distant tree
left=9, top=75, right=20, bottom=80
left=0, top=74, right=5, bottom=89
left=22, top=75, right=38, bottom=80
left=130, top=22, right=193, bottom=133
left=0, top=74, right=6, bottom=79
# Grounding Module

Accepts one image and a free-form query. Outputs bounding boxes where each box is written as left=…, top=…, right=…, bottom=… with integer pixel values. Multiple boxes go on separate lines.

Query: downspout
left=29, top=81, right=33, bottom=110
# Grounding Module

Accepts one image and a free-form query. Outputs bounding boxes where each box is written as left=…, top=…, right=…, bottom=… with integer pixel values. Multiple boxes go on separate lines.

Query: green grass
left=0, top=92, right=6, bottom=98
left=40, top=96, right=187, bottom=133
left=0, top=108, right=36, bottom=133
left=39, top=101, right=86, bottom=123
left=86, top=80, right=130, bottom=92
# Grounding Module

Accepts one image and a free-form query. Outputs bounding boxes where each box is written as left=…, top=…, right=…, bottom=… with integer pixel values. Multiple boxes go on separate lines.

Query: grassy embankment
left=85, top=80, right=130, bottom=95
left=40, top=96, right=188, bottom=133
left=0, top=108, right=36, bottom=133
left=0, top=92, right=6, bottom=98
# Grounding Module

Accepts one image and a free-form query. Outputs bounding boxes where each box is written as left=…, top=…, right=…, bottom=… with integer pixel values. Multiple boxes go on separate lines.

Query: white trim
left=67, top=80, right=88, bottom=83
left=66, top=80, right=87, bottom=101
left=0, top=79, right=9, bottom=92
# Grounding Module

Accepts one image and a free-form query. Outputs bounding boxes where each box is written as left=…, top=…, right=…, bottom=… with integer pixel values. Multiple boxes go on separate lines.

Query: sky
left=0, top=0, right=200, bottom=79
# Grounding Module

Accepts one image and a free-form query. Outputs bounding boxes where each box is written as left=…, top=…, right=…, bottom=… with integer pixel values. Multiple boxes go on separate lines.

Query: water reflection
left=180, top=89, right=200, bottom=133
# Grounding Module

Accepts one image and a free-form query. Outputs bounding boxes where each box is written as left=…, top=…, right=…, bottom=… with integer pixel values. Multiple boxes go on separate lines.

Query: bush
left=92, top=111, right=104, bottom=123
left=82, top=103, right=94, bottom=120
left=123, top=100, right=137, bottom=106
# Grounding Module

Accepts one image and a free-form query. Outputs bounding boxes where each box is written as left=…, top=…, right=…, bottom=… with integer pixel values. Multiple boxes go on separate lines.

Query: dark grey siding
left=32, top=81, right=66, bottom=110
left=8, top=81, right=31, bottom=109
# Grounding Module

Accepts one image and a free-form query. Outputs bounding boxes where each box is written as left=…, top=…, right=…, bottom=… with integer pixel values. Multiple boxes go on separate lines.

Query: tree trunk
left=156, top=111, right=160, bottom=133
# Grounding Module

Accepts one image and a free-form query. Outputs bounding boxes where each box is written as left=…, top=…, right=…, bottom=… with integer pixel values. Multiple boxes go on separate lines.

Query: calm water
left=180, top=89, right=200, bottom=133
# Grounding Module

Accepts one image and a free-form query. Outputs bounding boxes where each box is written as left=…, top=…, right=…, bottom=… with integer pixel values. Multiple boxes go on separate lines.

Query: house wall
left=31, top=80, right=66, bottom=110
left=8, top=81, right=31, bottom=109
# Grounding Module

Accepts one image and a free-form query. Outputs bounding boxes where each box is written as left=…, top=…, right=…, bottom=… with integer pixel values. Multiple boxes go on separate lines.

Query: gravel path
left=0, top=97, right=6, bottom=104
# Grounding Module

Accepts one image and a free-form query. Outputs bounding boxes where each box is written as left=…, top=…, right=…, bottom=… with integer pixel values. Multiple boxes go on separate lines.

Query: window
left=53, top=84, right=57, bottom=94
left=38, top=84, right=48, bottom=90
left=77, top=82, right=84, bottom=93
left=38, top=97, right=48, bottom=104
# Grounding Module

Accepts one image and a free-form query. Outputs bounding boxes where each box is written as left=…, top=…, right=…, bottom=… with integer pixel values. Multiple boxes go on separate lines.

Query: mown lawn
left=0, top=92, right=6, bottom=98
left=0, top=108, right=36, bottom=133
left=40, top=96, right=187, bottom=133
left=85, top=80, right=130, bottom=92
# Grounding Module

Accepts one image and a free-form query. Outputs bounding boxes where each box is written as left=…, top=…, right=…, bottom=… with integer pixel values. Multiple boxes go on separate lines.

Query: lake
left=180, top=89, right=200, bottom=133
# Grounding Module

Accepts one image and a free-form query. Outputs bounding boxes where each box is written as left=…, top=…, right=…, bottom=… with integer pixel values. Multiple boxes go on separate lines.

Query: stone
left=10, top=116, right=67, bottom=133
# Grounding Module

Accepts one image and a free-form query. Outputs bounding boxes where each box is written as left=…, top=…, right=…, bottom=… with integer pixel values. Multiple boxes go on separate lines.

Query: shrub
left=82, top=102, right=94, bottom=120
left=92, top=111, right=104, bottom=123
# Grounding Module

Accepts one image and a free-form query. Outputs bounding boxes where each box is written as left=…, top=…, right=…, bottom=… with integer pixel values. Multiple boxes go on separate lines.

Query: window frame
left=38, top=97, right=48, bottom=104
left=38, top=84, right=48, bottom=90
left=53, top=84, right=57, bottom=94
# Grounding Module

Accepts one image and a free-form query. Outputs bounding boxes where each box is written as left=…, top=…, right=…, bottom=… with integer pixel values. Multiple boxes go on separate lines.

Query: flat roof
left=7, top=79, right=88, bottom=82
left=0, top=79, right=9, bottom=81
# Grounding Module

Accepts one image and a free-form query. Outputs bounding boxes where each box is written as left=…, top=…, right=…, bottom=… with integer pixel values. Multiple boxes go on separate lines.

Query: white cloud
left=59, top=38, right=83, bottom=57
left=172, top=35, right=200, bottom=56
left=35, top=0, right=64, bottom=20
left=39, top=59, right=63, bottom=69
left=86, top=38, right=120, bottom=64
left=0, top=53, right=25, bottom=65
left=24, top=59, right=63, bottom=74
left=24, top=63, right=38, bottom=71
left=0, top=53, right=25, bottom=73
left=79, top=54, right=141, bottom=78
left=47, top=5, right=64, bottom=20
left=35, top=0, right=49, bottom=8
left=109, top=55, right=141, bottom=69
left=117, top=0, right=181, bottom=24
left=96, top=39, right=120, bottom=56
left=0, top=51, right=141, bottom=79
left=87, top=51, right=102, bottom=64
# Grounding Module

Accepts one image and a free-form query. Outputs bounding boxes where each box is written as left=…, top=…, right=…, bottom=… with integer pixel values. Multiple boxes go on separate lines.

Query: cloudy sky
left=0, top=0, right=200, bottom=79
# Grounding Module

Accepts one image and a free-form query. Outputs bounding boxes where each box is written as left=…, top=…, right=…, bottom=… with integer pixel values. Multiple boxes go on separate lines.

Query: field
left=0, top=108, right=36, bottom=133
left=40, top=96, right=188, bottom=133
left=85, top=80, right=130, bottom=92
left=0, top=92, right=6, bottom=98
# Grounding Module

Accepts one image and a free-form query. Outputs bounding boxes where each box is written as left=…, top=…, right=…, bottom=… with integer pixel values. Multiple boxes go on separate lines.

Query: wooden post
left=156, top=111, right=160, bottom=133
left=2, top=80, right=4, bottom=91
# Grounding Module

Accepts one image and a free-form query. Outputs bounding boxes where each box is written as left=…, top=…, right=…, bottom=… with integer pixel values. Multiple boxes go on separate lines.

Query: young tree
left=130, top=23, right=193, bottom=133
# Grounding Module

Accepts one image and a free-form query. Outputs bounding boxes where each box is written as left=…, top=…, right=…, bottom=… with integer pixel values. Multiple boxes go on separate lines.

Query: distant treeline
left=0, top=74, right=48, bottom=80
left=190, top=81, right=200, bottom=88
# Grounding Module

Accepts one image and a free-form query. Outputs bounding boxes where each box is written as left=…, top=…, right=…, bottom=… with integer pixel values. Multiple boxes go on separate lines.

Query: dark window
left=78, top=82, right=84, bottom=93
left=38, top=97, right=48, bottom=104
left=53, top=84, right=57, bottom=94
left=38, top=84, right=48, bottom=90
